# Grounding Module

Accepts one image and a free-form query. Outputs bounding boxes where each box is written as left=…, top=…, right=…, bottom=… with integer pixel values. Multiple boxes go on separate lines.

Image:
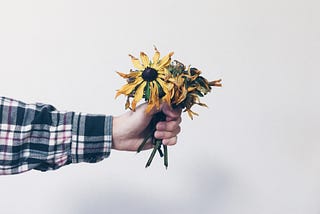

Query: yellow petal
left=157, top=74, right=166, bottom=79
left=131, top=81, right=147, bottom=111
left=129, top=54, right=145, bottom=70
left=178, top=75, right=185, bottom=85
left=187, top=109, right=193, bottom=120
left=115, top=84, right=134, bottom=98
left=150, top=82, right=160, bottom=110
left=156, top=77, right=167, bottom=89
left=186, top=109, right=199, bottom=120
left=191, top=94, right=200, bottom=103
left=156, top=78, right=171, bottom=104
left=209, top=79, right=222, bottom=87
left=166, top=82, right=175, bottom=99
left=115, top=78, right=143, bottom=98
left=146, top=102, right=156, bottom=114
left=157, top=52, right=174, bottom=68
left=152, top=46, right=160, bottom=64
left=187, top=86, right=196, bottom=92
left=167, top=82, right=174, bottom=93
left=133, top=81, right=147, bottom=105
left=145, top=83, right=157, bottom=113
left=176, top=86, right=187, bottom=104
left=116, top=71, right=140, bottom=79
left=140, top=52, right=150, bottom=67
left=197, top=102, right=208, bottom=107
left=125, top=98, right=130, bottom=109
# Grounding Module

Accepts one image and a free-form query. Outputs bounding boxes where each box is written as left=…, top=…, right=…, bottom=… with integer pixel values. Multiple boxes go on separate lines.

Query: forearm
left=0, top=96, right=112, bottom=175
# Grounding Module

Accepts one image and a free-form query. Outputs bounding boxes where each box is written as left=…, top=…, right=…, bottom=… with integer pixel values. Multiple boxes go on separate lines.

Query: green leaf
left=144, top=82, right=150, bottom=101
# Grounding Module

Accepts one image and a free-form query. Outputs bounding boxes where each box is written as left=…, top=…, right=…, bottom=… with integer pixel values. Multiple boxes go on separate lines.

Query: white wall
left=0, top=0, right=319, bottom=213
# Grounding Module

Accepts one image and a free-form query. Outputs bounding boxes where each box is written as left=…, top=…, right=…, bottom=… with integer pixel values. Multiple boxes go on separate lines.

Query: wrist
left=112, top=114, right=130, bottom=151
left=112, top=115, right=121, bottom=150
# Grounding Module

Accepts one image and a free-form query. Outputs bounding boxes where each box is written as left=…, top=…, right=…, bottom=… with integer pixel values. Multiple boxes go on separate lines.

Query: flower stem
left=137, top=129, right=154, bottom=153
left=157, top=146, right=164, bottom=157
left=163, top=144, right=168, bottom=169
left=145, top=139, right=161, bottom=168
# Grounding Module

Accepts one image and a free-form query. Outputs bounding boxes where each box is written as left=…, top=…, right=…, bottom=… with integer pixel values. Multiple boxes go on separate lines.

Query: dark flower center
left=142, top=67, right=158, bottom=81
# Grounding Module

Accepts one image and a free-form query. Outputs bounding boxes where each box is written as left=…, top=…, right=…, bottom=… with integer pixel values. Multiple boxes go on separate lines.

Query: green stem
left=163, top=144, right=168, bottom=169
left=145, top=139, right=161, bottom=168
left=137, top=129, right=155, bottom=153
left=157, top=147, right=164, bottom=157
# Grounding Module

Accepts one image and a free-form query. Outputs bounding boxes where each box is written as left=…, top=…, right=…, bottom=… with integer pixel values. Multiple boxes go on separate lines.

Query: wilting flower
left=116, top=47, right=174, bottom=112
left=168, top=61, right=222, bottom=119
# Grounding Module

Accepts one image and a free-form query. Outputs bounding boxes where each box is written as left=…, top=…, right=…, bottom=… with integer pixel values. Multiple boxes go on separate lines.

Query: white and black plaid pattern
left=0, top=96, right=112, bottom=175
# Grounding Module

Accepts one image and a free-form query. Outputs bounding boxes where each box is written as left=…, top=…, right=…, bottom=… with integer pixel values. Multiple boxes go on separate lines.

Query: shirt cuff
left=70, top=113, right=112, bottom=163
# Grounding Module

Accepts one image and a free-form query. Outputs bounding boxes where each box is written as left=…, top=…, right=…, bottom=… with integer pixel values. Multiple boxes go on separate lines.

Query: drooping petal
left=187, top=109, right=193, bottom=120
left=176, top=86, right=188, bottom=104
left=185, top=109, right=199, bottom=120
left=150, top=81, right=160, bottom=110
left=197, top=102, right=208, bottom=107
left=156, top=78, right=171, bottom=105
left=145, top=83, right=157, bottom=113
left=140, top=52, right=150, bottom=67
left=125, top=97, right=131, bottom=109
left=154, top=83, right=160, bottom=110
left=146, top=102, right=156, bottom=113
left=209, top=79, right=222, bottom=87
left=191, top=93, right=200, bottom=103
left=129, top=54, right=145, bottom=70
left=164, top=82, right=174, bottom=101
left=131, top=81, right=147, bottom=110
left=167, top=82, right=174, bottom=99
left=167, top=82, right=175, bottom=99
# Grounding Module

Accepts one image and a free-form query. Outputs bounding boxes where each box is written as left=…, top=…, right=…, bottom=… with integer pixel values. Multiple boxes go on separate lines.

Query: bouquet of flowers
left=116, top=47, right=222, bottom=168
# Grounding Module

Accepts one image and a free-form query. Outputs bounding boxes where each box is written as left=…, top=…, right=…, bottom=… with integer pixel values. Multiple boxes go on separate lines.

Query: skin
left=112, top=103, right=182, bottom=151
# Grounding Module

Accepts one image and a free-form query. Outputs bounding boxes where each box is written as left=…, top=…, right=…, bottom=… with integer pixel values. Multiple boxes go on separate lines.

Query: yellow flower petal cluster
left=116, top=47, right=174, bottom=113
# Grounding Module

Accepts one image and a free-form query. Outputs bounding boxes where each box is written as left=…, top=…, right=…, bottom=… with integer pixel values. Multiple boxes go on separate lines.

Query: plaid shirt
left=0, top=96, right=112, bottom=175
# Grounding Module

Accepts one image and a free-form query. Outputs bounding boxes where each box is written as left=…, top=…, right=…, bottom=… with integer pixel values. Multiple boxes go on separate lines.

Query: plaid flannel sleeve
left=0, top=96, right=112, bottom=175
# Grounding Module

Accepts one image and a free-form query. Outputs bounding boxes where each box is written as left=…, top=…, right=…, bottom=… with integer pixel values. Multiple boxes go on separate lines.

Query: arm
left=0, top=96, right=112, bottom=175
left=0, top=96, right=181, bottom=175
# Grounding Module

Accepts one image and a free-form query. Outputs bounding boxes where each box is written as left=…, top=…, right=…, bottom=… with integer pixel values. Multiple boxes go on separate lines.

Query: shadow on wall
left=73, top=163, right=241, bottom=214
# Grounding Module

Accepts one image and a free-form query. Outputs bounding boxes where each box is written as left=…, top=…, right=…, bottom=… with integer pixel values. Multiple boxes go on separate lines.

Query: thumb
left=147, top=102, right=182, bottom=121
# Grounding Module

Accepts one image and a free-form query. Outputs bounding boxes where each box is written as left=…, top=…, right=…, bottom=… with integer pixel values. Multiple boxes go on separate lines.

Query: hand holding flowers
left=112, top=103, right=181, bottom=152
left=116, top=47, right=221, bottom=168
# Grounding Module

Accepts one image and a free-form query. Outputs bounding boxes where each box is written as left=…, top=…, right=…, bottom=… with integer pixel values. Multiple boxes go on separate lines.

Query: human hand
left=112, top=103, right=182, bottom=151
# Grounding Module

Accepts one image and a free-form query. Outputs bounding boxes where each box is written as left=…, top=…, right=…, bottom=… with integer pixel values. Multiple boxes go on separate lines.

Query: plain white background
left=0, top=0, right=319, bottom=213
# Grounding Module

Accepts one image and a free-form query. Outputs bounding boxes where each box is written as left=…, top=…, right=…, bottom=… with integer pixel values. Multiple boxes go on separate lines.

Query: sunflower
left=116, top=48, right=174, bottom=113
